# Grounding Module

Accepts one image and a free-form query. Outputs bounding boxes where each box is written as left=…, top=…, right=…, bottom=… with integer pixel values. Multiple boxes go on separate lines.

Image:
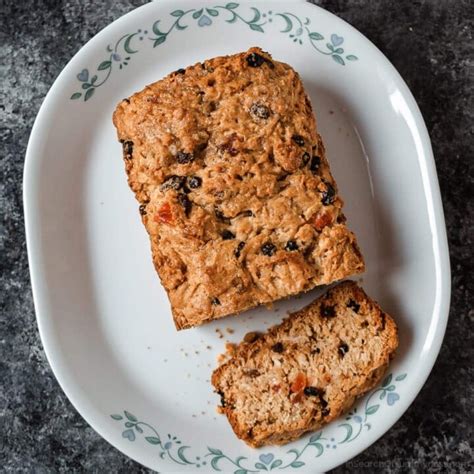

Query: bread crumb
left=215, top=329, right=224, bottom=339
left=206, top=345, right=212, bottom=350
left=226, top=328, right=234, bottom=334
left=243, top=331, right=262, bottom=343
left=225, top=342, right=237, bottom=355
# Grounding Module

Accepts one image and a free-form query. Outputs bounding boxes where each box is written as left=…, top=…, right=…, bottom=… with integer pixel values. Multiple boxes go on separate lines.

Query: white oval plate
left=24, top=1, right=450, bottom=472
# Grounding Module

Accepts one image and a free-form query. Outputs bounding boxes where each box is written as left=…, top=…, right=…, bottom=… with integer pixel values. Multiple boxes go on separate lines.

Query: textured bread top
left=212, top=281, right=398, bottom=447
left=113, top=47, right=364, bottom=329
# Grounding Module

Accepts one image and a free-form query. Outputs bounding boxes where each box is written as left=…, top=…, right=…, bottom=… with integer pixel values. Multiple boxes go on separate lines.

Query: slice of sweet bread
left=211, top=281, right=398, bottom=447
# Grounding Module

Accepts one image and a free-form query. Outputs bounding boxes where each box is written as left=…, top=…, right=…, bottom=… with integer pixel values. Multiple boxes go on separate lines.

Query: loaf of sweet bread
left=113, top=47, right=364, bottom=329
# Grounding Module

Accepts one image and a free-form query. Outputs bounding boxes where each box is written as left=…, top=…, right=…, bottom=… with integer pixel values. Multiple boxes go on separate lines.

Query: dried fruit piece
left=290, top=372, right=307, bottom=393
left=188, top=176, right=202, bottom=189
left=313, top=211, right=333, bottom=231
left=139, top=204, right=147, bottom=216
left=176, top=151, right=194, bottom=164
left=303, top=386, right=322, bottom=397
left=302, top=152, right=311, bottom=166
left=310, top=155, right=321, bottom=173
left=211, top=297, right=221, bottom=305
left=177, top=193, right=192, bottom=217
left=320, top=396, right=330, bottom=416
left=261, top=242, right=277, bottom=256
left=217, top=390, right=226, bottom=407
left=321, top=183, right=336, bottom=206
left=122, top=140, right=133, bottom=159
left=222, top=230, right=235, bottom=240
left=218, top=134, right=240, bottom=156
left=285, top=240, right=298, bottom=251
left=292, top=135, right=305, bottom=147
left=271, top=342, right=284, bottom=353
left=234, top=241, right=245, bottom=258
left=246, top=52, right=265, bottom=67
left=320, top=304, right=335, bottom=318
left=347, top=299, right=360, bottom=313
left=155, top=202, right=173, bottom=224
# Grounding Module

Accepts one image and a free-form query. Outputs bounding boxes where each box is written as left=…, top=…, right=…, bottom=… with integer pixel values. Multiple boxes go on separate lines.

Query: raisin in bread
left=211, top=281, right=398, bottom=447
left=113, top=47, right=365, bottom=329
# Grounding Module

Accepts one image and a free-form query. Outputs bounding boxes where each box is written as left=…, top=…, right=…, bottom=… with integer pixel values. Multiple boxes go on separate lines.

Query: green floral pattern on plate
left=71, top=3, right=359, bottom=101
left=111, top=373, right=406, bottom=472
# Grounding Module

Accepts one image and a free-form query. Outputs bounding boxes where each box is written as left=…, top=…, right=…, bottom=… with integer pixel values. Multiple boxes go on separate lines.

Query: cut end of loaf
left=211, top=281, right=398, bottom=447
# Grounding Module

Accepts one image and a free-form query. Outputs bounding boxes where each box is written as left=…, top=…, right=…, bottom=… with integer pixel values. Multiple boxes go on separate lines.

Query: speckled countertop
left=1, top=0, right=473, bottom=472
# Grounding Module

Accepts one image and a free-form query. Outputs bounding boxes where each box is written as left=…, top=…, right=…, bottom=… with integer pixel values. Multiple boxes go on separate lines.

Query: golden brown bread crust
left=113, top=47, right=365, bottom=329
left=211, top=281, right=398, bottom=447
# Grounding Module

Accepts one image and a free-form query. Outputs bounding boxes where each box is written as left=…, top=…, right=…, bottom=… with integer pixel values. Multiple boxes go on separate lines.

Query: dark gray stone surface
left=1, top=0, right=472, bottom=472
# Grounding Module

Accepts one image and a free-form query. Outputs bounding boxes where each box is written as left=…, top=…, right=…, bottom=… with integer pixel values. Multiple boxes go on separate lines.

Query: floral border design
left=111, top=373, right=406, bottom=472
left=71, top=3, right=358, bottom=101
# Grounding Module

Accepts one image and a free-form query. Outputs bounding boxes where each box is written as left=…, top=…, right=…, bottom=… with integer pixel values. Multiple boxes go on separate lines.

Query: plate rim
left=23, top=0, right=451, bottom=471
